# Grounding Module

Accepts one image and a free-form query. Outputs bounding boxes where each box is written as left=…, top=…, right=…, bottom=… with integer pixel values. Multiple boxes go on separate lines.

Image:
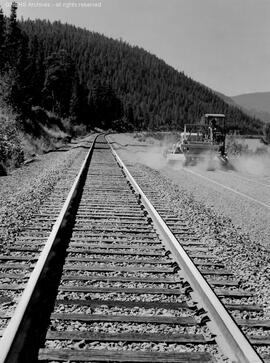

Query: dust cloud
left=230, top=154, right=270, bottom=177
left=121, top=145, right=168, bottom=170
left=121, top=143, right=221, bottom=172
left=117, top=134, right=178, bottom=171
left=117, top=133, right=270, bottom=177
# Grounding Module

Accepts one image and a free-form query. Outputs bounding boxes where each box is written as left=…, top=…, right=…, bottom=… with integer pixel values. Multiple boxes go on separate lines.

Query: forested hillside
left=0, top=3, right=263, bottom=134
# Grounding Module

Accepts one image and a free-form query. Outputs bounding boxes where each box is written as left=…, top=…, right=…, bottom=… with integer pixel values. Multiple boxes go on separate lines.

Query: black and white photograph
left=0, top=0, right=269, bottom=362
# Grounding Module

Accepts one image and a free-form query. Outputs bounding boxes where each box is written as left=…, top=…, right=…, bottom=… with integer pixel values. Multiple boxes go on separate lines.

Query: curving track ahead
left=0, top=135, right=266, bottom=362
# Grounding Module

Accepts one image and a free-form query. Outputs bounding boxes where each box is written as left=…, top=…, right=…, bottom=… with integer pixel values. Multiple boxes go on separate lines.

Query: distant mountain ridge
left=214, top=91, right=238, bottom=107
left=231, top=92, right=270, bottom=123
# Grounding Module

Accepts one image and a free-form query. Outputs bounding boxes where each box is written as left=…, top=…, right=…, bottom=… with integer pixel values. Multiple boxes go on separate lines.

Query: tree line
left=0, top=3, right=264, bottom=134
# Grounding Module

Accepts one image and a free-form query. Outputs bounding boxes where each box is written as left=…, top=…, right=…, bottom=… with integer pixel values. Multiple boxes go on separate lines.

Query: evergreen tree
left=126, top=105, right=134, bottom=125
left=69, top=77, right=81, bottom=122
left=43, top=49, right=75, bottom=116
left=69, top=75, right=91, bottom=125
left=90, top=82, right=123, bottom=129
left=263, top=123, right=270, bottom=143
left=27, top=36, right=45, bottom=105
left=0, top=7, right=6, bottom=70
left=6, top=2, right=22, bottom=67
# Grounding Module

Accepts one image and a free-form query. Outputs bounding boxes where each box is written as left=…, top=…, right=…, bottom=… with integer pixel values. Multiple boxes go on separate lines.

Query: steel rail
left=107, top=136, right=263, bottom=363
left=0, top=134, right=99, bottom=363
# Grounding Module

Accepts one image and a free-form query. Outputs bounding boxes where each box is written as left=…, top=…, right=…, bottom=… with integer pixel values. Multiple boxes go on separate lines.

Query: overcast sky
left=1, top=0, right=269, bottom=96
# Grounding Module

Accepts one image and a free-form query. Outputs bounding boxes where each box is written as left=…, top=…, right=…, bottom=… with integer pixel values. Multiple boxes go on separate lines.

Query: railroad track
left=0, top=134, right=268, bottom=362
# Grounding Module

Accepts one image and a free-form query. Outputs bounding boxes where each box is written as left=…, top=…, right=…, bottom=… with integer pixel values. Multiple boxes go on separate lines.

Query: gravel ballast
left=124, top=163, right=270, bottom=308
left=111, top=134, right=269, bottom=311
left=0, top=138, right=94, bottom=253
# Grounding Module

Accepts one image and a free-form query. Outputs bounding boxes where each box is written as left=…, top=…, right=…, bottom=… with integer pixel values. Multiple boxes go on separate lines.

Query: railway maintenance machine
left=166, top=113, right=228, bottom=166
